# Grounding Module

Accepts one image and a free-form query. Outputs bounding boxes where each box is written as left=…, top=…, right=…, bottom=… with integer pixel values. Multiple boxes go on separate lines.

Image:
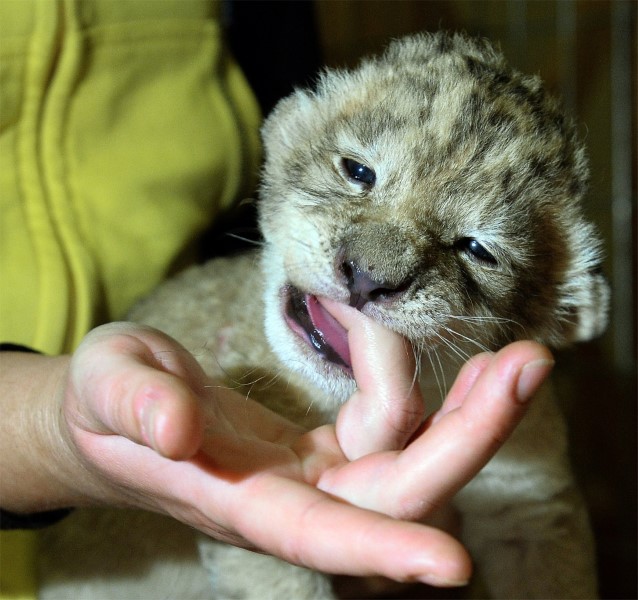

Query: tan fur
left=40, top=33, right=608, bottom=599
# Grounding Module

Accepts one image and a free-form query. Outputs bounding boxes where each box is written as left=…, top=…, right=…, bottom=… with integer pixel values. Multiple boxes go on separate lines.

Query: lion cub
left=40, top=32, right=608, bottom=599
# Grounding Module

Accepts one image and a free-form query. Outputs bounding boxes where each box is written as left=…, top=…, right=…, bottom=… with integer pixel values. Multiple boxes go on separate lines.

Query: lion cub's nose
left=341, top=258, right=411, bottom=310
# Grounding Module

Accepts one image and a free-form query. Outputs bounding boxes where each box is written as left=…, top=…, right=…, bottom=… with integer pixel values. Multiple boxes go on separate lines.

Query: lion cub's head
left=258, top=32, right=609, bottom=399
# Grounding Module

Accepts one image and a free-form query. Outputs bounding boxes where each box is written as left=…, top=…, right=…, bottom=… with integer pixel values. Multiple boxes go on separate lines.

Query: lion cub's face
left=257, top=32, right=609, bottom=401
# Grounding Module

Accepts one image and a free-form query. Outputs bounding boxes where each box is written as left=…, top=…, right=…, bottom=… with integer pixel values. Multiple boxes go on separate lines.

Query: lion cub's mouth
left=284, top=286, right=352, bottom=374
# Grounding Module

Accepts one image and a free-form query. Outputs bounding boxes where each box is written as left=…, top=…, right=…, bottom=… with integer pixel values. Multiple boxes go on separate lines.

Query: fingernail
left=516, top=359, right=555, bottom=402
left=139, top=399, right=158, bottom=451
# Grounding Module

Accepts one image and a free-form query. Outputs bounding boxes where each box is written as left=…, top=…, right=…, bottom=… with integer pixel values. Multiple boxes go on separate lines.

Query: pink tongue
left=306, top=295, right=351, bottom=368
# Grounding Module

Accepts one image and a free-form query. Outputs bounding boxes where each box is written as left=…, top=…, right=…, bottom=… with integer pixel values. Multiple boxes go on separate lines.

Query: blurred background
left=226, top=1, right=636, bottom=598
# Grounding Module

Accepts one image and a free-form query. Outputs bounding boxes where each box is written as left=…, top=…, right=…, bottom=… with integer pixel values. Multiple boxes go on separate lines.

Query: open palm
left=62, top=315, right=552, bottom=587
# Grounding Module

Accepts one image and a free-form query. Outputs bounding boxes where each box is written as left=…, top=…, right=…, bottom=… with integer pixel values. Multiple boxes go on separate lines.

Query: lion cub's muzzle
left=337, top=222, right=419, bottom=310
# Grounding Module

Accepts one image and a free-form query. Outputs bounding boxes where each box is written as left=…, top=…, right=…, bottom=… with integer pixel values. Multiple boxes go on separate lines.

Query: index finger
left=318, top=298, right=425, bottom=460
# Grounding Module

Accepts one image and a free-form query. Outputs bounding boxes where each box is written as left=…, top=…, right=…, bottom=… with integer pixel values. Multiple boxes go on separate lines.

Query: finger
left=429, top=351, right=493, bottom=425
left=393, top=342, right=554, bottom=510
left=71, top=323, right=206, bottom=460
left=218, top=472, right=472, bottom=587
left=319, top=298, right=425, bottom=460
left=94, top=436, right=472, bottom=587
left=319, top=341, right=553, bottom=518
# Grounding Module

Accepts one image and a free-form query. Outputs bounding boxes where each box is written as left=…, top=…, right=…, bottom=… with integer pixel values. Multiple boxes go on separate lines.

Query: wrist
left=0, top=352, right=98, bottom=512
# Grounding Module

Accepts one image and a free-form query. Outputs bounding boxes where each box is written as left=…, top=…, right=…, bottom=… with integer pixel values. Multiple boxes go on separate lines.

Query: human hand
left=13, top=315, right=551, bottom=588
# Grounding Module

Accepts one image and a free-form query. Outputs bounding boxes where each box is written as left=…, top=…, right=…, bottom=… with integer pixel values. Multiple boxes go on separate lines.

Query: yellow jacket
left=0, top=1, right=261, bottom=597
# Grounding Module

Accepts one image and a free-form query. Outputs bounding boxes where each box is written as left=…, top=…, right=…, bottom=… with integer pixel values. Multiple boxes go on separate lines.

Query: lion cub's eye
left=456, top=238, right=498, bottom=266
left=341, top=158, right=376, bottom=187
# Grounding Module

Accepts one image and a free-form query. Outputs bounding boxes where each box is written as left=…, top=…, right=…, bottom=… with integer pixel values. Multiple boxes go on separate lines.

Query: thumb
left=319, top=299, right=424, bottom=461
left=69, top=323, right=205, bottom=460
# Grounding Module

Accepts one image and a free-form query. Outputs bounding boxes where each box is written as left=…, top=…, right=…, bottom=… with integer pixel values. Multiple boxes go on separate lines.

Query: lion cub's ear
left=261, top=90, right=317, bottom=159
left=556, top=221, right=610, bottom=346
left=562, top=269, right=610, bottom=344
